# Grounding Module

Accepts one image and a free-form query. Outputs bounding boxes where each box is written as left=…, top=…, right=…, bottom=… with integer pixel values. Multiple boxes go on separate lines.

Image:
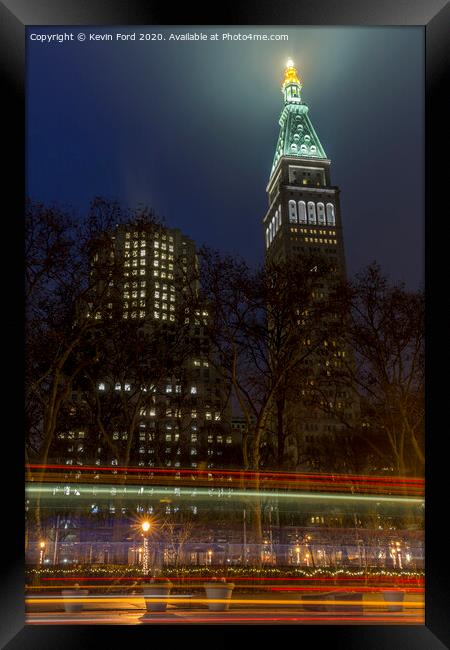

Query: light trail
left=25, top=596, right=424, bottom=607
left=26, top=614, right=424, bottom=624
left=26, top=584, right=424, bottom=593
left=25, top=482, right=424, bottom=505
left=40, top=575, right=424, bottom=583
left=25, top=465, right=424, bottom=496
left=27, top=474, right=423, bottom=497
left=26, top=463, right=424, bottom=484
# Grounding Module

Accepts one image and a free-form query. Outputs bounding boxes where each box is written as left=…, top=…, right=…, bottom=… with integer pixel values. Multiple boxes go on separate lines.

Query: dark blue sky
left=26, top=26, right=424, bottom=288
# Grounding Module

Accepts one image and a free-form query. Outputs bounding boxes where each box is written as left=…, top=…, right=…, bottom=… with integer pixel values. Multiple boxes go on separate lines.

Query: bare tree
left=198, top=248, right=346, bottom=548
left=304, top=263, right=424, bottom=478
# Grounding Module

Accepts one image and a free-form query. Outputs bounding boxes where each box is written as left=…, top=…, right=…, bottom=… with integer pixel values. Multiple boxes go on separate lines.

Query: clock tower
left=263, top=61, right=358, bottom=471
left=264, top=60, right=346, bottom=281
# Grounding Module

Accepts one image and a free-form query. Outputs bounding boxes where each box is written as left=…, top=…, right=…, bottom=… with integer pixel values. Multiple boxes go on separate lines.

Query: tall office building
left=263, top=61, right=358, bottom=470
left=52, top=222, right=239, bottom=471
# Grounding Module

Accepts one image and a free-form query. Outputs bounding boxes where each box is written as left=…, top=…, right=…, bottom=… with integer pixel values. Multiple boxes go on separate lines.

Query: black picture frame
left=2, top=0, right=448, bottom=647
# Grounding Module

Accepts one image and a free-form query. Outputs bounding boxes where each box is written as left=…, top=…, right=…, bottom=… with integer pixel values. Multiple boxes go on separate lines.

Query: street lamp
left=295, top=545, right=301, bottom=565
left=207, top=549, right=213, bottom=566
left=141, top=521, right=151, bottom=575
left=39, top=541, right=45, bottom=566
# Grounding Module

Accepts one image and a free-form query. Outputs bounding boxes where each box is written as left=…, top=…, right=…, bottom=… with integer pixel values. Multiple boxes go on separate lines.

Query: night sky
left=26, top=26, right=424, bottom=288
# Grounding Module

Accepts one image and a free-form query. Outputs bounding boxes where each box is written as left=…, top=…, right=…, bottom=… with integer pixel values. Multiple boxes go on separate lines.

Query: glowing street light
left=141, top=521, right=151, bottom=575
left=207, top=549, right=213, bottom=566
left=39, top=541, right=46, bottom=566
left=295, top=545, right=301, bottom=565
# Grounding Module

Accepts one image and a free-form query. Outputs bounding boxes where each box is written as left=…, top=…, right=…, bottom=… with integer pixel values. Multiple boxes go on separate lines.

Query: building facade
left=52, top=222, right=240, bottom=471
left=263, top=61, right=359, bottom=470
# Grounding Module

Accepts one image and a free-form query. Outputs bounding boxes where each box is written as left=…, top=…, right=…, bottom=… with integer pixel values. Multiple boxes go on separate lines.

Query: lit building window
left=307, top=201, right=317, bottom=224
left=98, top=383, right=106, bottom=391
left=190, top=386, right=197, bottom=394
left=115, top=383, right=121, bottom=391
left=326, top=203, right=336, bottom=226
left=317, top=202, right=326, bottom=225
left=289, top=200, right=297, bottom=223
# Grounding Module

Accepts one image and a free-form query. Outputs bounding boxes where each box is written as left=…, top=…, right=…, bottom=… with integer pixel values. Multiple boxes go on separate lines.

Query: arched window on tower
left=274, top=211, right=278, bottom=235
left=278, top=204, right=282, bottom=226
left=265, top=228, right=270, bottom=249
left=298, top=201, right=307, bottom=224
left=269, top=220, right=273, bottom=243
left=300, top=144, right=308, bottom=154
left=289, top=200, right=297, bottom=223
left=326, top=203, right=336, bottom=226
left=307, top=201, right=317, bottom=224
left=317, top=202, right=326, bottom=225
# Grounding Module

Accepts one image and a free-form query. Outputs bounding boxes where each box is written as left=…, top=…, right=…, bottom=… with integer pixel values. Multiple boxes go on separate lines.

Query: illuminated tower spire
left=271, top=60, right=327, bottom=178
left=282, top=58, right=303, bottom=102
